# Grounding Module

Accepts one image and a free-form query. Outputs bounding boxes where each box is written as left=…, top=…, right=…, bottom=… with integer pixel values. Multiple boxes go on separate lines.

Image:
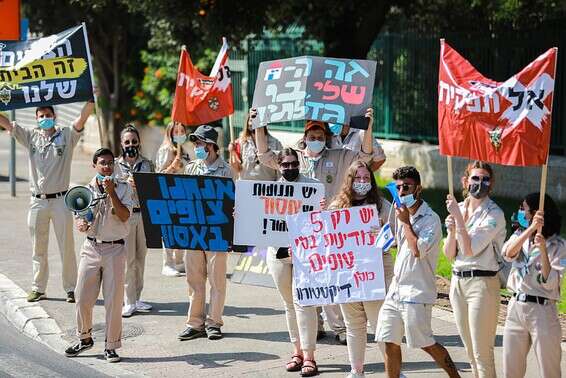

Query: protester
left=376, top=166, right=460, bottom=378
left=329, top=122, right=386, bottom=171
left=328, top=160, right=394, bottom=377
left=443, top=161, right=506, bottom=378
left=256, top=108, right=375, bottom=344
left=155, top=121, right=191, bottom=277
left=178, top=125, right=233, bottom=341
left=501, top=193, right=564, bottom=378
left=266, top=147, right=320, bottom=377
left=64, top=148, right=133, bottom=363
left=0, top=99, right=96, bottom=303
left=228, top=111, right=282, bottom=180
left=114, top=125, right=155, bottom=317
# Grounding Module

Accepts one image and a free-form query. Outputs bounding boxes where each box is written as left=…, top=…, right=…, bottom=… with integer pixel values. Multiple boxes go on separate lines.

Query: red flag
left=171, top=39, right=234, bottom=126
left=438, top=40, right=557, bottom=166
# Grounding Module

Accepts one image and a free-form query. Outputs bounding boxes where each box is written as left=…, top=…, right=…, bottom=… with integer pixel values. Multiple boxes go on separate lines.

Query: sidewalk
left=0, top=136, right=563, bottom=377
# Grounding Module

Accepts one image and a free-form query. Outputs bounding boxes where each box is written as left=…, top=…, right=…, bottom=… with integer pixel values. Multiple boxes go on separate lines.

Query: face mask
left=352, top=182, right=372, bottom=196
left=281, top=168, right=300, bottom=182
left=123, top=145, right=139, bottom=158
left=400, top=193, right=416, bottom=208
left=468, top=182, right=489, bottom=199
left=173, top=135, right=187, bottom=145
left=38, top=118, right=55, bottom=129
left=328, top=123, right=343, bottom=136
left=305, top=140, right=325, bottom=154
left=194, top=146, right=209, bottom=160
left=517, top=210, right=529, bottom=228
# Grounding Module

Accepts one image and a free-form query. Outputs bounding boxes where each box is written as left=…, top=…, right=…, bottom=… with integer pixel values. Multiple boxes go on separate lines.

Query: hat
left=189, top=125, right=218, bottom=145
left=305, top=120, right=326, bottom=132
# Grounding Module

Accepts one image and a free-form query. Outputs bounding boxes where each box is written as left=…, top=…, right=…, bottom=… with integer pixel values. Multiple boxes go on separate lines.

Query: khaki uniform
left=10, top=123, right=81, bottom=294
left=502, top=232, right=565, bottom=378
left=331, top=129, right=385, bottom=166
left=184, top=157, right=233, bottom=330
left=376, top=200, right=442, bottom=349
left=238, top=135, right=282, bottom=181
left=114, top=155, right=154, bottom=307
left=75, top=178, right=133, bottom=349
left=155, top=145, right=190, bottom=270
left=450, top=197, right=506, bottom=378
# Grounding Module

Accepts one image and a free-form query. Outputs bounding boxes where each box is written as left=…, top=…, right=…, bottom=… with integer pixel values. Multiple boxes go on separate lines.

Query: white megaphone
left=64, top=186, right=106, bottom=222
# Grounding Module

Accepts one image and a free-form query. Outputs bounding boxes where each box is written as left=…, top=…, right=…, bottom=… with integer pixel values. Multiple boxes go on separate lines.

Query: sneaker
left=65, top=338, right=94, bottom=357
left=336, top=332, right=347, bottom=345
left=162, top=266, right=181, bottom=277
left=178, top=327, right=206, bottom=341
left=205, top=326, right=223, bottom=340
left=316, top=330, right=327, bottom=340
left=121, top=304, right=136, bottom=318
left=136, top=300, right=152, bottom=312
left=175, top=263, right=186, bottom=273
left=66, top=291, right=75, bottom=303
left=104, top=349, right=121, bottom=363
left=346, top=372, right=366, bottom=378
left=27, top=291, right=46, bottom=302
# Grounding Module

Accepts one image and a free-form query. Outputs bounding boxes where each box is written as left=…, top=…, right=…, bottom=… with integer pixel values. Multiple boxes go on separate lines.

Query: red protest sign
left=0, top=0, right=20, bottom=40
left=438, top=40, right=557, bottom=166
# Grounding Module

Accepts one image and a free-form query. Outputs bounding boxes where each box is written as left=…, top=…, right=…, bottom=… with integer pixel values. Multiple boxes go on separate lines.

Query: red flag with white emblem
left=438, top=40, right=557, bottom=166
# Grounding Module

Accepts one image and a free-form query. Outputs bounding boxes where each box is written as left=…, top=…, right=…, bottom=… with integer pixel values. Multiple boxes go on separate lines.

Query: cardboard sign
left=234, top=180, right=324, bottom=247
left=252, top=56, right=376, bottom=129
left=134, top=173, right=235, bottom=251
left=288, top=205, right=386, bottom=306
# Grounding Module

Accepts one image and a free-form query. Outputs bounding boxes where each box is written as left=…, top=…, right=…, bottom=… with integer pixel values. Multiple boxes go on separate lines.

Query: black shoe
left=65, top=338, right=94, bottom=356
left=178, top=327, right=206, bottom=341
left=335, top=332, right=347, bottom=345
left=66, top=291, right=75, bottom=303
left=205, top=326, right=223, bottom=340
left=316, top=330, right=327, bottom=340
left=104, top=349, right=121, bottom=363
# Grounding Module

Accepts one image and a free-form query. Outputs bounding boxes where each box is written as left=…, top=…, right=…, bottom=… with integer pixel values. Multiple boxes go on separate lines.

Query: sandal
left=300, top=359, right=319, bottom=377
left=286, top=354, right=303, bottom=372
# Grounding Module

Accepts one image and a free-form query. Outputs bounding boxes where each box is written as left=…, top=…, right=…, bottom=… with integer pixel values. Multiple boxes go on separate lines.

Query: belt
left=453, top=269, right=498, bottom=278
left=514, top=292, right=549, bottom=305
left=87, top=237, right=124, bottom=245
left=133, top=208, right=141, bottom=213
left=32, top=190, right=67, bottom=199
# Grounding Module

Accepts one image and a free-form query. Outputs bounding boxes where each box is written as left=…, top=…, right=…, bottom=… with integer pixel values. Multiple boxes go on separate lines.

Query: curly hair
left=461, top=160, right=494, bottom=198
left=392, top=166, right=421, bottom=185
left=329, top=160, right=383, bottom=211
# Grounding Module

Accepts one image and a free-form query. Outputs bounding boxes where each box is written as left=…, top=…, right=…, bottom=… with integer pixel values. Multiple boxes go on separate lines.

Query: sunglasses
left=281, top=161, right=299, bottom=168
left=396, top=183, right=416, bottom=191
left=470, top=175, right=491, bottom=184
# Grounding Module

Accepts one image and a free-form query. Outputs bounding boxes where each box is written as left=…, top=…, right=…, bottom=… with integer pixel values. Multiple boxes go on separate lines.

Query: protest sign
left=251, top=56, right=376, bottom=129
left=0, top=24, right=94, bottom=111
left=288, top=205, right=386, bottom=306
left=231, top=247, right=276, bottom=288
left=234, top=180, right=325, bottom=247
left=134, top=173, right=235, bottom=251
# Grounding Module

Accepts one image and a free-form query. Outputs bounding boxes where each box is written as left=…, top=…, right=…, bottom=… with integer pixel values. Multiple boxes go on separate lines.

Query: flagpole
left=447, top=156, right=454, bottom=198
left=81, top=22, right=105, bottom=148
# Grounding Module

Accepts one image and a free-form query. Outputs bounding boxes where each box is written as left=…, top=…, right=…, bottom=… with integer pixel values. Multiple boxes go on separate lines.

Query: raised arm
left=361, top=108, right=374, bottom=155
left=0, top=113, right=14, bottom=132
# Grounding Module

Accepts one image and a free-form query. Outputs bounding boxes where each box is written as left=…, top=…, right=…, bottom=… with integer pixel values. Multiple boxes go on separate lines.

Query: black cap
left=189, top=125, right=218, bottom=146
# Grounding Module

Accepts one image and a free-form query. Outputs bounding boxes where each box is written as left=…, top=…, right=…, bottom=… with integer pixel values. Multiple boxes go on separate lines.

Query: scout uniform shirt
left=504, top=232, right=566, bottom=301
left=155, top=144, right=190, bottom=174
left=331, top=129, right=386, bottom=164
left=10, top=123, right=82, bottom=195
left=86, top=178, right=134, bottom=241
left=185, top=156, right=233, bottom=179
left=114, top=155, right=155, bottom=207
left=258, top=147, right=371, bottom=201
left=452, top=197, right=507, bottom=272
left=238, top=135, right=282, bottom=181
left=388, top=200, right=442, bottom=304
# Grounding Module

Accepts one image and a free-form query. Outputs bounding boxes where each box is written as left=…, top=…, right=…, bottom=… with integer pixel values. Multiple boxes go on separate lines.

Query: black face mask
left=281, top=168, right=300, bottom=182
left=123, top=145, right=139, bottom=158
left=468, top=182, right=489, bottom=199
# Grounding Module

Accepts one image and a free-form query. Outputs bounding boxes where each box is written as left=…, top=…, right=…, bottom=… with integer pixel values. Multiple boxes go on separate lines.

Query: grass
left=375, top=173, right=566, bottom=313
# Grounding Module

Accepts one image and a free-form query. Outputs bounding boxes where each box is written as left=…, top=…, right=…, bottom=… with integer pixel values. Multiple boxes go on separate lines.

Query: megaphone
left=64, top=186, right=106, bottom=222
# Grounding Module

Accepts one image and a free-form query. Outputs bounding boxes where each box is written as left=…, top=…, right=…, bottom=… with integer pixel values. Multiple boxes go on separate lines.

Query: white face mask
left=352, top=182, right=372, bottom=196
left=305, top=140, right=325, bottom=154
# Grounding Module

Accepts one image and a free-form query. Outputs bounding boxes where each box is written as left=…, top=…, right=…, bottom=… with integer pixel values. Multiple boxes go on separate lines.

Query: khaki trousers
left=266, top=251, right=318, bottom=352
left=163, top=248, right=185, bottom=269
left=185, top=250, right=228, bottom=329
left=450, top=275, right=500, bottom=378
left=28, top=196, right=77, bottom=293
left=75, top=240, right=126, bottom=350
left=124, top=213, right=147, bottom=305
left=503, top=298, right=562, bottom=378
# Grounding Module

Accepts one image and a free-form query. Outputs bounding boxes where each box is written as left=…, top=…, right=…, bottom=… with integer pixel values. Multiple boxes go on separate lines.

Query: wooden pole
left=447, top=156, right=454, bottom=198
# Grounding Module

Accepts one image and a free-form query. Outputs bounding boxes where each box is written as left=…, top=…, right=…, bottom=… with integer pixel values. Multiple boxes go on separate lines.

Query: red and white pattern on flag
left=438, top=40, right=557, bottom=166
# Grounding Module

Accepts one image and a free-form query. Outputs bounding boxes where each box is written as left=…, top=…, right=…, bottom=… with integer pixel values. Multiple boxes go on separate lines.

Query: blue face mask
left=173, top=135, right=187, bottom=145
left=328, top=123, right=343, bottom=136
left=305, top=140, right=325, bottom=154
left=400, top=193, right=416, bottom=208
left=194, top=146, right=209, bottom=160
left=96, top=173, right=111, bottom=182
left=38, top=118, right=55, bottom=129
left=517, top=210, right=529, bottom=228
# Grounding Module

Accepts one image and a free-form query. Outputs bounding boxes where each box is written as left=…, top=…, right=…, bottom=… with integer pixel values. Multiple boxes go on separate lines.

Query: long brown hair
left=161, top=122, right=187, bottom=152
left=239, top=113, right=272, bottom=141
left=461, top=160, right=494, bottom=198
left=330, top=160, right=383, bottom=211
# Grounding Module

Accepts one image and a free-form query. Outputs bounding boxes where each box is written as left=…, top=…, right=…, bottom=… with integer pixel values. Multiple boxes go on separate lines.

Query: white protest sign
left=234, top=180, right=325, bottom=247
left=288, top=205, right=386, bottom=306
